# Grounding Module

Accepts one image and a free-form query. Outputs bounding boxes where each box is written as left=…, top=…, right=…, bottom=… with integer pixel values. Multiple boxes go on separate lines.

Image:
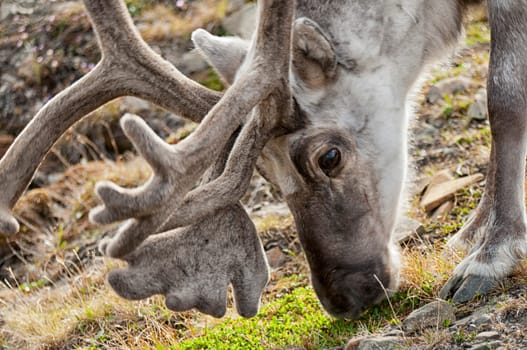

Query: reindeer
left=0, top=0, right=526, bottom=320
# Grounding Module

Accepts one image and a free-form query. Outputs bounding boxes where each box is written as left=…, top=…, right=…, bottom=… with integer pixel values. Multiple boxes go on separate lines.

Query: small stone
left=402, top=300, right=456, bottom=333
left=420, top=174, right=484, bottom=212
left=436, top=76, right=473, bottom=94
left=16, top=51, right=38, bottom=84
left=345, top=336, right=402, bottom=350
left=428, top=169, right=455, bottom=187
left=393, top=216, right=423, bottom=243
left=472, top=314, right=492, bottom=326
left=426, top=77, right=474, bottom=104
left=431, top=200, right=454, bottom=219
left=177, top=50, right=208, bottom=75
left=469, top=341, right=502, bottom=350
left=266, top=246, right=287, bottom=269
left=455, top=305, right=493, bottom=327
left=474, top=331, right=500, bottom=341
left=426, top=86, right=442, bottom=104
left=467, top=89, right=488, bottom=121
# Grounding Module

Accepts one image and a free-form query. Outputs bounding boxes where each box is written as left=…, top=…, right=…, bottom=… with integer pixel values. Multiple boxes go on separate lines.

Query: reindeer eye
left=318, top=148, right=341, bottom=175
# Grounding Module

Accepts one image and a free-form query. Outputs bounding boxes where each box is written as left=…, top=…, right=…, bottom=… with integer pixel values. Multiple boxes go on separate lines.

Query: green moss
left=177, top=287, right=356, bottom=350
left=198, top=69, right=225, bottom=92
left=125, top=0, right=153, bottom=16
left=465, top=21, right=491, bottom=47
left=174, top=286, right=422, bottom=350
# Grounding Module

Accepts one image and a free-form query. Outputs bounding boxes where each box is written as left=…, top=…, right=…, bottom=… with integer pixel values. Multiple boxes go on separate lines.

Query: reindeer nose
left=312, top=268, right=391, bottom=319
left=317, top=287, right=366, bottom=319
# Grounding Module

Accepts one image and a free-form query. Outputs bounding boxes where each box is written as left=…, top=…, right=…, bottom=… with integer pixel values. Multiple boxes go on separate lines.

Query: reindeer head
left=192, top=15, right=405, bottom=318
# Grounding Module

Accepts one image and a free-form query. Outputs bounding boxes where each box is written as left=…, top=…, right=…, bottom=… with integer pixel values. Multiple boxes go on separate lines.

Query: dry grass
left=0, top=259, right=201, bottom=349
left=137, top=0, right=228, bottom=41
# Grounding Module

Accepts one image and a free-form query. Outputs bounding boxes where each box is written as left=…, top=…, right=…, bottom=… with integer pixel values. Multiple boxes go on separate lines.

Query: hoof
left=440, top=274, right=497, bottom=303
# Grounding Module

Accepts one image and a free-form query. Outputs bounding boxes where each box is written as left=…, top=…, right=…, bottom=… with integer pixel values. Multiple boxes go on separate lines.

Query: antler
left=91, top=0, right=296, bottom=258
left=106, top=115, right=272, bottom=318
left=108, top=204, right=270, bottom=318
left=0, top=0, right=221, bottom=235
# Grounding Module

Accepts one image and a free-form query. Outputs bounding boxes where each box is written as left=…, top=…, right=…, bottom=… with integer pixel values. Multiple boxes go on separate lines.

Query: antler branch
left=0, top=0, right=221, bottom=235
left=91, top=0, right=296, bottom=258
left=107, top=202, right=270, bottom=318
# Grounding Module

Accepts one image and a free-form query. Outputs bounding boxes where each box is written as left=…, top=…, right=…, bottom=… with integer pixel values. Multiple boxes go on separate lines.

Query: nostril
left=313, top=268, right=391, bottom=319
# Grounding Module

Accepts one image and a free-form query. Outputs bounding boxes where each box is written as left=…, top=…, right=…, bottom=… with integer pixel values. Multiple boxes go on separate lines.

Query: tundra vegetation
left=0, top=1, right=526, bottom=349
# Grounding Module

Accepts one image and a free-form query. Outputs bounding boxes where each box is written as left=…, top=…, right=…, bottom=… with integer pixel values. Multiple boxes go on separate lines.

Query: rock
left=435, top=77, right=474, bottom=94
left=426, top=77, right=474, bottom=104
left=467, top=89, right=488, bottom=121
left=1, top=0, right=36, bottom=20
left=119, top=96, right=152, bottom=115
left=469, top=341, right=502, bottom=350
left=177, top=50, right=209, bottom=76
left=249, top=202, right=291, bottom=218
left=474, top=331, right=500, bottom=341
left=455, top=306, right=493, bottom=327
left=222, top=3, right=257, bottom=39
left=426, top=86, right=443, bottom=104
left=427, top=169, right=455, bottom=187
left=1, top=73, right=17, bottom=86
left=393, top=216, right=424, bottom=243
left=472, top=314, right=492, bottom=327
left=346, top=336, right=402, bottom=350
left=402, top=300, right=456, bottom=333
left=266, top=246, right=288, bottom=269
left=420, top=173, right=484, bottom=212
left=431, top=200, right=454, bottom=219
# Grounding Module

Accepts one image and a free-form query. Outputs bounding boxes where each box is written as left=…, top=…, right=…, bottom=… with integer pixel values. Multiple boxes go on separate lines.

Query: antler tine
left=0, top=0, right=222, bottom=235
left=161, top=93, right=295, bottom=229
left=92, top=0, right=296, bottom=258
left=82, top=0, right=222, bottom=121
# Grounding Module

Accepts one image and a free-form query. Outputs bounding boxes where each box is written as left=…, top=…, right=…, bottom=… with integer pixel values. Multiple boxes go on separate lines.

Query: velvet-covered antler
left=90, top=0, right=296, bottom=259
left=0, top=0, right=221, bottom=235
left=106, top=125, right=271, bottom=318
left=107, top=203, right=269, bottom=318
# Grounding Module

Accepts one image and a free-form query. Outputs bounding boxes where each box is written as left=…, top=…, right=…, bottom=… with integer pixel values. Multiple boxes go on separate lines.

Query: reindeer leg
left=440, top=1, right=527, bottom=302
left=446, top=148, right=495, bottom=252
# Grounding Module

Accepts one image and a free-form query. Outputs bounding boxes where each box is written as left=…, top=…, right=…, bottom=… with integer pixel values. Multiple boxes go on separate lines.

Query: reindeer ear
left=292, top=17, right=337, bottom=89
left=192, top=29, right=249, bottom=85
